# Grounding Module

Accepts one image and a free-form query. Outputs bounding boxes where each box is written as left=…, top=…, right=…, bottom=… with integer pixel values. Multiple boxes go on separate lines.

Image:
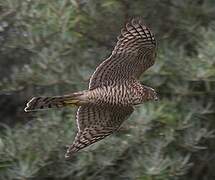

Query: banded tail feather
left=24, top=92, right=85, bottom=112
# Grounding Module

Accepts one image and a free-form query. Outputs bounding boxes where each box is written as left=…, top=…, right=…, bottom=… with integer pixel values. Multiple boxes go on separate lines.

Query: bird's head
left=144, top=86, right=158, bottom=101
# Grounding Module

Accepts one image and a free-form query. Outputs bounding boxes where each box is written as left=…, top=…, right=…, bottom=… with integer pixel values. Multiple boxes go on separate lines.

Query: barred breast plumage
left=86, top=79, right=157, bottom=106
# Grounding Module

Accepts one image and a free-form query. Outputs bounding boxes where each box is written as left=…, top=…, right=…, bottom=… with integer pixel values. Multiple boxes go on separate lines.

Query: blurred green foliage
left=0, top=0, right=215, bottom=179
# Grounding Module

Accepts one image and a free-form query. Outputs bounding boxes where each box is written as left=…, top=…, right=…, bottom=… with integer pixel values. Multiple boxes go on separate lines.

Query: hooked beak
left=154, top=93, right=159, bottom=101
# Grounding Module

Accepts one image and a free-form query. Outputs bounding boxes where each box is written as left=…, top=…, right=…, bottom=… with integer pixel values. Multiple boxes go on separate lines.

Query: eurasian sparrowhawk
left=25, top=18, right=158, bottom=159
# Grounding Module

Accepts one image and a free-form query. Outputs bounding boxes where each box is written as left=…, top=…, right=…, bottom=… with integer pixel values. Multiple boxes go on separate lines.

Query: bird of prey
left=24, top=18, right=158, bottom=159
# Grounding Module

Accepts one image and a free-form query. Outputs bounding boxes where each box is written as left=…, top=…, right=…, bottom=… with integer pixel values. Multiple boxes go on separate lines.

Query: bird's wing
left=65, top=105, right=133, bottom=158
left=89, top=18, right=156, bottom=90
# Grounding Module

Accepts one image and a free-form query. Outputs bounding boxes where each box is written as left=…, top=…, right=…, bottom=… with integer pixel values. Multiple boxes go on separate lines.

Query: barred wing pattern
left=65, top=105, right=133, bottom=158
left=65, top=18, right=157, bottom=157
left=89, top=18, right=156, bottom=90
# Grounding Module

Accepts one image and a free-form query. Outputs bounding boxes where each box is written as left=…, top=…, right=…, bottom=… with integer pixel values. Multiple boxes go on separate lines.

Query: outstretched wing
left=65, top=105, right=133, bottom=158
left=89, top=18, right=156, bottom=90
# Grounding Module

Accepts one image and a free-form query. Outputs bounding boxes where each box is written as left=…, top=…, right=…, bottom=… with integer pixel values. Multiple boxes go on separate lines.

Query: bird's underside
left=24, top=17, right=157, bottom=159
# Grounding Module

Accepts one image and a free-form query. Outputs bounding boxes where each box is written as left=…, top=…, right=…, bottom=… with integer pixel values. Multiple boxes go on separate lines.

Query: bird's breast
left=87, top=82, right=143, bottom=106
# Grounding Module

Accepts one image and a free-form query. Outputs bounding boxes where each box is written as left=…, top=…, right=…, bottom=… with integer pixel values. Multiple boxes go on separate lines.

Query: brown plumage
left=24, top=18, right=158, bottom=159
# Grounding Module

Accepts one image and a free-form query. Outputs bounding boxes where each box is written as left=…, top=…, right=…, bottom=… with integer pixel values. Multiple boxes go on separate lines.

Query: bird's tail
left=24, top=92, right=85, bottom=112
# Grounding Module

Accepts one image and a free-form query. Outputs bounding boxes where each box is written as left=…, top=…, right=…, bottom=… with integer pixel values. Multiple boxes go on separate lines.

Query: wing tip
left=65, top=145, right=79, bottom=159
left=121, top=17, right=154, bottom=37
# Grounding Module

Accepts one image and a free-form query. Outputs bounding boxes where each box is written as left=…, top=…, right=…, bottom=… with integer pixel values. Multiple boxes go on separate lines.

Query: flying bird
left=24, top=18, right=158, bottom=159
